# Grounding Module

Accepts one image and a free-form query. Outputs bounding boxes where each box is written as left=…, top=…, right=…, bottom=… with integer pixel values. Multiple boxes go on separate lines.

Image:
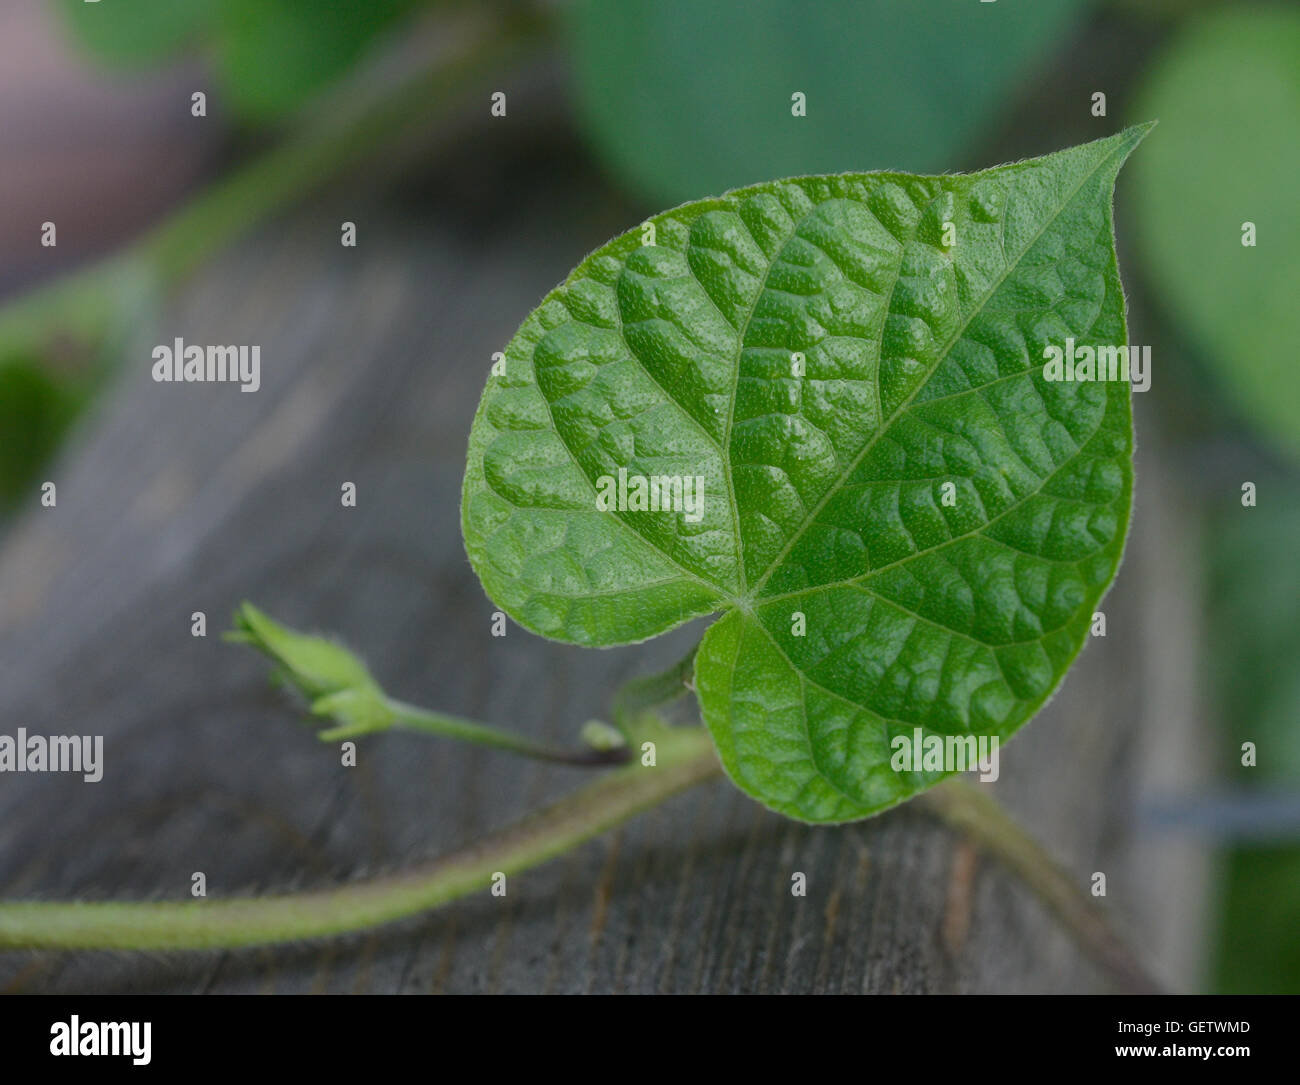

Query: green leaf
left=311, top=688, right=397, bottom=741
left=462, top=128, right=1148, bottom=822
left=55, top=0, right=218, bottom=66
left=566, top=0, right=1088, bottom=207
left=215, top=0, right=422, bottom=122
left=226, top=602, right=382, bottom=703
left=1132, top=7, right=1300, bottom=463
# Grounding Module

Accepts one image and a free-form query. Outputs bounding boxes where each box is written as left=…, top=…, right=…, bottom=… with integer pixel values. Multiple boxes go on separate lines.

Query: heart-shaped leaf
left=462, top=128, right=1148, bottom=822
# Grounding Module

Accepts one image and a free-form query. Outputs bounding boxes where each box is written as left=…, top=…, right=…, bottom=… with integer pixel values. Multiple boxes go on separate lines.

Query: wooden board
left=0, top=136, right=1198, bottom=994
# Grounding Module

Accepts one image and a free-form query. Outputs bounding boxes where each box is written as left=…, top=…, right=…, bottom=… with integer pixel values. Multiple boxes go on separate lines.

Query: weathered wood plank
left=0, top=140, right=1196, bottom=994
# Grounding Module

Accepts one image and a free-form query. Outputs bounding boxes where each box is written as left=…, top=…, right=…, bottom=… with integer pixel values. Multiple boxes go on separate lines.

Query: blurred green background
left=1, top=0, right=1296, bottom=992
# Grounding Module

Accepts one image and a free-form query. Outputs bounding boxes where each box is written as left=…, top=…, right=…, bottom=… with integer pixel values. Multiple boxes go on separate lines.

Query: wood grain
left=0, top=133, right=1200, bottom=994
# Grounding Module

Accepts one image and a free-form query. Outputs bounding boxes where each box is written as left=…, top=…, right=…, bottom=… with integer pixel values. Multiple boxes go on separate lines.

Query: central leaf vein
left=742, top=143, right=1133, bottom=601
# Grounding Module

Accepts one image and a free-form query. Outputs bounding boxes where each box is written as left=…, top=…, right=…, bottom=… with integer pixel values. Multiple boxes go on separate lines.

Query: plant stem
left=0, top=740, right=1158, bottom=992
left=0, top=727, right=718, bottom=951
left=375, top=700, right=630, bottom=766
left=139, top=13, right=548, bottom=283
left=918, top=779, right=1164, bottom=995
left=611, top=644, right=697, bottom=728
left=0, top=9, right=550, bottom=360
left=229, top=601, right=631, bottom=765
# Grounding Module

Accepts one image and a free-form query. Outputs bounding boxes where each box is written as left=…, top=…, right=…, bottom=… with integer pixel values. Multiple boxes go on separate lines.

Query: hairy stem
left=0, top=656, right=1156, bottom=992
left=0, top=742, right=1157, bottom=993
left=918, top=779, right=1164, bottom=995
left=0, top=727, right=718, bottom=951
left=375, top=700, right=629, bottom=766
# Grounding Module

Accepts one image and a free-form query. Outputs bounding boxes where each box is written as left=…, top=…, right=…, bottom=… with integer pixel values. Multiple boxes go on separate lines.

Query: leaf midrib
left=739, top=141, right=1132, bottom=604
left=491, top=141, right=1129, bottom=633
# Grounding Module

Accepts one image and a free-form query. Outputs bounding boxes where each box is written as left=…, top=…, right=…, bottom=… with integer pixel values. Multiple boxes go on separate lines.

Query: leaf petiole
left=371, top=699, right=630, bottom=766
left=610, top=644, right=698, bottom=731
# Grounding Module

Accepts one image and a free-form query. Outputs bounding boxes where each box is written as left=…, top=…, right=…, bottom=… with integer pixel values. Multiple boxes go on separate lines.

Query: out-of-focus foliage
left=1134, top=8, right=1300, bottom=994
left=1132, top=7, right=1300, bottom=464
left=566, top=0, right=1090, bottom=207
left=0, top=358, right=87, bottom=507
left=214, top=0, right=425, bottom=121
left=1209, top=494, right=1300, bottom=786
left=1217, top=848, right=1300, bottom=994
left=1105, top=0, right=1222, bottom=20
left=1207, top=489, right=1300, bottom=994
left=57, top=0, right=425, bottom=121
left=0, top=251, right=157, bottom=510
left=55, top=0, right=217, bottom=64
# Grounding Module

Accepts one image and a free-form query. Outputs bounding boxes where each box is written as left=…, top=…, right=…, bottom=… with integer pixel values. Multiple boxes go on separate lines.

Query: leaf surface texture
left=463, top=129, right=1147, bottom=820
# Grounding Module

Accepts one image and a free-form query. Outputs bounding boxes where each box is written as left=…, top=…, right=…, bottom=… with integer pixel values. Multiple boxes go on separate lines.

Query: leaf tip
left=1086, top=121, right=1156, bottom=180
left=1115, top=120, right=1158, bottom=156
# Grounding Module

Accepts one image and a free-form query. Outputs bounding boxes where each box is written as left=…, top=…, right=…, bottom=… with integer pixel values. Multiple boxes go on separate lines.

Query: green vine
left=0, top=605, right=1159, bottom=993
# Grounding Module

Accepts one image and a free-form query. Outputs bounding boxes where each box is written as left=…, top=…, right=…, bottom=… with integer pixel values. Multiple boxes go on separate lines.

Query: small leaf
left=227, top=602, right=380, bottom=702
left=463, top=128, right=1149, bottom=822
left=312, top=688, right=397, bottom=741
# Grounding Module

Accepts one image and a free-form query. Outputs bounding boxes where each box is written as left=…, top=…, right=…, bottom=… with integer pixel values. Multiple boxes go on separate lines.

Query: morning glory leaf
left=462, top=127, right=1149, bottom=822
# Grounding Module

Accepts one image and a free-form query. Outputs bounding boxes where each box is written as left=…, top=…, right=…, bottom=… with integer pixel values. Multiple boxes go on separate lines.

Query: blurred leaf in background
left=0, top=357, right=87, bottom=508
left=55, top=0, right=217, bottom=64
left=1210, top=494, right=1300, bottom=788
left=214, top=0, right=425, bottom=122
left=0, top=246, right=159, bottom=512
left=1104, top=0, right=1221, bottom=20
left=1207, top=489, right=1300, bottom=994
left=1216, top=848, right=1300, bottom=994
left=1133, top=7, right=1300, bottom=990
left=6, top=0, right=446, bottom=511
left=57, top=0, right=427, bottom=122
left=1132, top=6, right=1300, bottom=464
left=566, top=0, right=1090, bottom=207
